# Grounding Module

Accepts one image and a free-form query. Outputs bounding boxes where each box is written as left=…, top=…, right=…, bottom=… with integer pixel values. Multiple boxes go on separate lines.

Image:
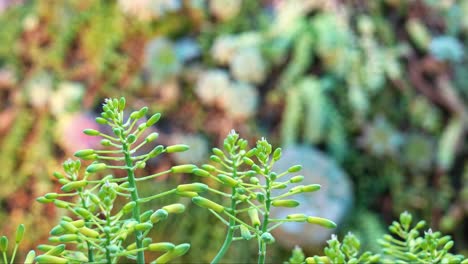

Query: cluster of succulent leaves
left=35, top=98, right=192, bottom=263
left=2, top=0, right=468, bottom=261
left=191, top=131, right=336, bottom=263
left=287, top=211, right=467, bottom=264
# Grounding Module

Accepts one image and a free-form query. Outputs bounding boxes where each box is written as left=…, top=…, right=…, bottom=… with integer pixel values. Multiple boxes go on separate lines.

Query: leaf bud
left=100, top=139, right=111, bottom=146
left=145, top=132, right=159, bottom=143
left=43, top=244, right=65, bottom=256
left=256, top=192, right=265, bottom=203
left=146, top=113, right=161, bottom=127
left=112, top=127, right=122, bottom=137
left=273, top=148, right=282, bottom=161
left=177, top=183, right=208, bottom=193
left=243, top=157, right=254, bottom=166
left=192, top=168, right=210, bottom=177
left=302, top=184, right=321, bottom=193
left=148, top=145, right=164, bottom=158
left=150, top=209, right=168, bottom=223
left=58, top=234, right=79, bottom=242
left=286, top=214, right=307, bottom=222
left=212, top=148, right=224, bottom=157
left=240, top=225, right=253, bottom=240
left=61, top=180, right=87, bottom=192
left=272, top=183, right=287, bottom=189
left=246, top=149, right=256, bottom=157
left=137, top=123, right=146, bottom=131
left=95, top=117, right=108, bottom=125
left=54, top=200, right=69, bottom=209
left=261, top=232, right=275, bottom=244
left=135, top=161, right=146, bottom=169
left=306, top=217, right=337, bottom=229
left=162, top=204, right=186, bottom=214
left=287, top=165, right=302, bottom=173
left=272, top=200, right=300, bottom=208
left=74, top=208, right=92, bottom=220
left=269, top=172, right=278, bottom=180
left=176, top=191, right=199, bottom=198
left=210, top=155, right=222, bottom=163
left=83, top=129, right=100, bottom=136
left=60, top=221, right=78, bottom=234
left=74, top=149, right=95, bottom=158
left=79, top=227, right=99, bottom=238
left=171, top=164, right=197, bottom=174
left=123, top=201, right=136, bottom=214
left=0, top=236, right=8, bottom=252
left=49, top=225, right=65, bottom=236
left=53, top=172, right=65, bottom=179
left=118, top=97, right=126, bottom=111
left=290, top=176, right=304, bottom=183
left=24, top=250, right=36, bottom=263
left=249, top=177, right=259, bottom=184
left=140, top=210, right=154, bottom=222
left=148, top=242, right=175, bottom=252
left=135, top=223, right=153, bottom=231
left=127, top=134, right=137, bottom=144
left=45, top=193, right=59, bottom=200
left=35, top=255, right=68, bottom=264
left=192, top=197, right=224, bottom=213
left=218, top=174, right=239, bottom=187
left=166, top=144, right=190, bottom=153
left=86, top=163, right=107, bottom=173
left=201, top=164, right=216, bottom=172
left=248, top=208, right=261, bottom=227
left=400, top=211, right=412, bottom=229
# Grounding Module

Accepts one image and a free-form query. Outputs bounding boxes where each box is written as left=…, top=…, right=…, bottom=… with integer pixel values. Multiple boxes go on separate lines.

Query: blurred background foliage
left=1, top=0, right=468, bottom=262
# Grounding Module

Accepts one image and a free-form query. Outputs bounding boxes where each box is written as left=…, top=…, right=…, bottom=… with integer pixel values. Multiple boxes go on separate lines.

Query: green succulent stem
left=258, top=175, right=272, bottom=264
left=211, top=189, right=237, bottom=264
left=10, top=245, right=18, bottom=264
left=123, top=142, right=145, bottom=264
left=78, top=193, right=95, bottom=263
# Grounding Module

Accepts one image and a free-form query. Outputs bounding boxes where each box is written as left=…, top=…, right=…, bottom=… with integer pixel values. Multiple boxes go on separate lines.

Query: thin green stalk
left=258, top=176, right=272, bottom=264
left=105, top=214, right=112, bottom=264
left=2, top=251, right=7, bottom=264
left=211, top=188, right=237, bottom=264
left=10, top=245, right=18, bottom=264
left=123, top=142, right=145, bottom=264
left=79, top=193, right=94, bottom=263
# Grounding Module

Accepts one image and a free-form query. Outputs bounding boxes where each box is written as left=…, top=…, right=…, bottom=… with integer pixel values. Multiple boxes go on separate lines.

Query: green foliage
left=192, top=131, right=336, bottom=264
left=379, top=211, right=466, bottom=263
left=292, top=212, right=466, bottom=264
left=35, top=98, right=191, bottom=264
left=0, top=225, right=35, bottom=264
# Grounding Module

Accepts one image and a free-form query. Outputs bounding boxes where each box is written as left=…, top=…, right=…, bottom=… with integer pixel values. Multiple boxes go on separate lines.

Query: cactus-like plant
left=35, top=97, right=194, bottom=264
left=191, top=130, right=336, bottom=264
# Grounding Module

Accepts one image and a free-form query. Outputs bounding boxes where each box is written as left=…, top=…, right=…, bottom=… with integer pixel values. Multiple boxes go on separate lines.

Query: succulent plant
left=194, top=69, right=231, bottom=107
left=143, top=37, right=182, bottom=87
left=118, top=0, right=181, bottom=20
left=429, top=36, right=464, bottom=63
left=209, top=0, right=242, bottom=21
left=230, top=47, right=267, bottom=84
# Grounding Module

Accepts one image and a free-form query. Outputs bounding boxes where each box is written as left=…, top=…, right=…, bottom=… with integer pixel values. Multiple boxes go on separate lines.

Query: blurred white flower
left=230, top=47, right=267, bottom=84
left=221, top=81, right=258, bottom=119
left=209, top=0, right=242, bottom=21
left=25, top=72, right=53, bottom=109
left=118, top=0, right=181, bottom=20
left=50, top=82, right=84, bottom=116
left=211, top=35, right=238, bottom=65
left=195, top=69, right=231, bottom=106
left=143, top=37, right=182, bottom=86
